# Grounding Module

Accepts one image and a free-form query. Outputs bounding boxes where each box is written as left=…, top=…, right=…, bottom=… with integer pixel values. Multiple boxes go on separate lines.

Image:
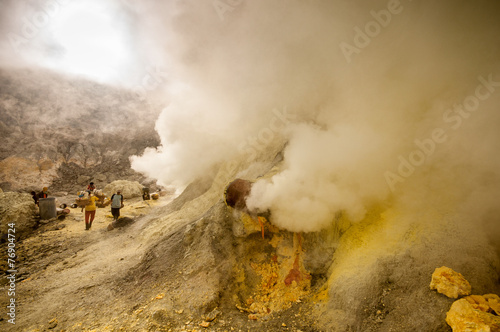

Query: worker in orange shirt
left=38, top=187, right=49, bottom=200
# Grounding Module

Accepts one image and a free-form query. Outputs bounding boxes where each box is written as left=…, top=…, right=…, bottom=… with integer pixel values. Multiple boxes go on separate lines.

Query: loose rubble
left=429, top=266, right=500, bottom=331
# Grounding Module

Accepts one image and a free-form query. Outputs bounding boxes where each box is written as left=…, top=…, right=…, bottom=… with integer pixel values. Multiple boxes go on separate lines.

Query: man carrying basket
left=84, top=193, right=100, bottom=230
left=110, top=190, right=124, bottom=221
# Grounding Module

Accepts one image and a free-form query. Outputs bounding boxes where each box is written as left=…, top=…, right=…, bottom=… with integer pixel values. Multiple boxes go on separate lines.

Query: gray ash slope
left=0, top=67, right=161, bottom=192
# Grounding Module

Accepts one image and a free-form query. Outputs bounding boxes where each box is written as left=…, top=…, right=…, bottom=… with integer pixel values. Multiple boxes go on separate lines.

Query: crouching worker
left=31, top=191, right=39, bottom=206
left=84, top=193, right=99, bottom=230
left=38, top=187, right=49, bottom=200
left=110, top=190, right=124, bottom=221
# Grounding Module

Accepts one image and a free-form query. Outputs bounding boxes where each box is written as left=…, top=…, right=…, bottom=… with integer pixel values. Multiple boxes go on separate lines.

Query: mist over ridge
left=127, top=0, right=500, bottom=235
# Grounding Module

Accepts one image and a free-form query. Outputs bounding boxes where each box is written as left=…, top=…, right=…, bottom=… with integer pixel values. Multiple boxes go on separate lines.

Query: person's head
left=90, top=182, right=94, bottom=185
left=31, top=191, right=36, bottom=195
left=117, top=190, right=121, bottom=195
left=43, top=187, right=48, bottom=192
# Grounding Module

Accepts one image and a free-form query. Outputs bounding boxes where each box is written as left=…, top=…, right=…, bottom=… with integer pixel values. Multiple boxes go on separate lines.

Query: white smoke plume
left=130, top=0, right=500, bottom=235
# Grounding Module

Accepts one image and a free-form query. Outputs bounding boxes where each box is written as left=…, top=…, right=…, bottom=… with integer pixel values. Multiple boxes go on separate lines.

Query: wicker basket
left=75, top=198, right=89, bottom=208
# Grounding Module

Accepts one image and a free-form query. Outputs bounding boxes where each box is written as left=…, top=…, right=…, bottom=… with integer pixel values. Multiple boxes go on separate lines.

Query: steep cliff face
left=0, top=67, right=161, bottom=192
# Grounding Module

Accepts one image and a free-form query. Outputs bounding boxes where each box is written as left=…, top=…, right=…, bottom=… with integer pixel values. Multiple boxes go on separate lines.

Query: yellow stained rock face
left=466, top=295, right=490, bottom=313
left=234, top=232, right=311, bottom=320
left=484, top=294, right=500, bottom=316
left=465, top=294, right=500, bottom=316
left=446, top=297, right=500, bottom=332
left=430, top=266, right=471, bottom=299
left=244, top=256, right=311, bottom=320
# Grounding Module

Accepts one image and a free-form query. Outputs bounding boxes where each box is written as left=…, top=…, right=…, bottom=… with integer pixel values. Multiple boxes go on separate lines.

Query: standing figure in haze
left=86, top=182, right=96, bottom=194
left=84, top=193, right=99, bottom=230
left=110, top=190, right=124, bottom=221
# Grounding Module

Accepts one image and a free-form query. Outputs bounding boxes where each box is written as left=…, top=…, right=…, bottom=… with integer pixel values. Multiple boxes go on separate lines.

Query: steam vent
left=1, top=1, right=500, bottom=332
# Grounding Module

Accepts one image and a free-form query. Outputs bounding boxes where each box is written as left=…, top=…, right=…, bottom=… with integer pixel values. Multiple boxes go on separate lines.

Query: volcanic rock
left=430, top=266, right=472, bottom=298
left=0, top=191, right=37, bottom=240
left=446, top=296, right=500, bottom=331
left=104, top=180, right=143, bottom=199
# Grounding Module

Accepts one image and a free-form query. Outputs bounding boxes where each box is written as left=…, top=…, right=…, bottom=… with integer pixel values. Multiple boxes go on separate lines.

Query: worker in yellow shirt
left=85, top=193, right=100, bottom=230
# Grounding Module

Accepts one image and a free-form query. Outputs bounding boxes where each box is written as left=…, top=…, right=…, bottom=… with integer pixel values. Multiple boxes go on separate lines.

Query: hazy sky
left=0, top=0, right=148, bottom=85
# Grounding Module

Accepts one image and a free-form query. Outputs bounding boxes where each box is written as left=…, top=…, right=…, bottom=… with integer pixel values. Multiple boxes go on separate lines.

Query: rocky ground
left=0, top=187, right=327, bottom=331
left=0, top=192, right=172, bottom=330
left=1, top=144, right=499, bottom=331
left=1, top=67, right=499, bottom=332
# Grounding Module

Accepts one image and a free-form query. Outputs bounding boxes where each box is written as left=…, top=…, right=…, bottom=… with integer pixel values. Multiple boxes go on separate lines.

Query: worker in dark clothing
left=31, top=191, right=39, bottom=206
